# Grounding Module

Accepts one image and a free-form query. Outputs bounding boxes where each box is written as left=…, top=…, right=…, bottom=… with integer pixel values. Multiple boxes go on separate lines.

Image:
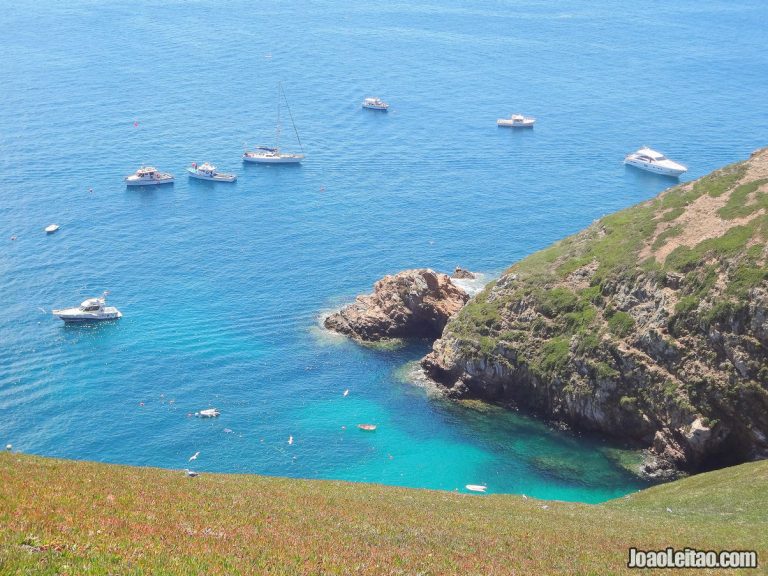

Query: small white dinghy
left=45, top=224, right=60, bottom=234
left=195, top=408, right=220, bottom=418
left=465, top=484, right=488, bottom=493
left=497, top=114, right=535, bottom=128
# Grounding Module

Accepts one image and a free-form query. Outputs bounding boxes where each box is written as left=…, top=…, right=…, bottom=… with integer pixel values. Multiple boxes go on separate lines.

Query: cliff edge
left=423, top=148, right=768, bottom=477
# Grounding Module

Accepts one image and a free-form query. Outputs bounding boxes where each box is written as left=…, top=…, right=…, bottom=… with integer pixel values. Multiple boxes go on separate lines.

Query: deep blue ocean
left=1, top=1, right=766, bottom=503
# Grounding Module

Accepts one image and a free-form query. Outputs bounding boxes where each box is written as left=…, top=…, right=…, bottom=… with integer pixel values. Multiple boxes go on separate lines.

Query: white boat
left=465, top=484, right=488, bottom=493
left=124, top=166, right=174, bottom=186
left=187, top=162, right=237, bottom=182
left=497, top=114, right=535, bottom=128
left=624, top=147, right=687, bottom=177
left=243, top=147, right=304, bottom=164
left=243, top=82, right=305, bottom=165
left=362, top=97, right=389, bottom=111
left=45, top=224, right=60, bottom=234
left=52, top=291, right=122, bottom=323
left=195, top=408, right=220, bottom=418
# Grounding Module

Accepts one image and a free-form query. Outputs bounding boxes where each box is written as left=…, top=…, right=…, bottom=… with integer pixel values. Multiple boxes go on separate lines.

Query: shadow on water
left=422, top=385, right=651, bottom=492
left=461, top=400, right=647, bottom=488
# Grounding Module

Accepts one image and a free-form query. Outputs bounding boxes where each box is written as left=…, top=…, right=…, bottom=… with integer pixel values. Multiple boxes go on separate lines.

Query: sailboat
left=243, top=82, right=305, bottom=164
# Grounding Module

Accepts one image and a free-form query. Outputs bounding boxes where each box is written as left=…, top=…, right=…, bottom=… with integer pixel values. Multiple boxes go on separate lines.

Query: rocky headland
left=424, top=148, right=768, bottom=478
left=329, top=149, right=768, bottom=479
left=324, top=268, right=469, bottom=342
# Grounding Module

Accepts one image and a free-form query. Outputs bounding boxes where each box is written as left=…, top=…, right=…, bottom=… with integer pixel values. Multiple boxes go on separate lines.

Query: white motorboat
left=362, top=97, right=389, bottom=111
left=465, top=484, right=488, bottom=493
left=497, top=114, right=535, bottom=128
left=187, top=162, right=237, bottom=182
left=243, top=82, right=305, bottom=164
left=195, top=408, right=220, bottom=418
left=624, top=147, right=687, bottom=177
left=45, top=224, right=60, bottom=234
left=124, top=166, right=174, bottom=186
left=52, top=292, right=122, bottom=323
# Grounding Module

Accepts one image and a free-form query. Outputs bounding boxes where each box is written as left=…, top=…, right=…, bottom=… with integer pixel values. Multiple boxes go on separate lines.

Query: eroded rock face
left=324, top=269, right=468, bottom=342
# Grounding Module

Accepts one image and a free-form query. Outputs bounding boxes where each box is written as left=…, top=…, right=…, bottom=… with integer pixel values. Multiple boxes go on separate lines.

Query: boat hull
left=624, top=158, right=687, bottom=177
left=186, top=168, right=237, bottom=182
left=53, top=309, right=122, bottom=322
left=362, top=104, right=388, bottom=111
left=125, top=177, right=174, bottom=186
left=243, top=154, right=304, bottom=164
left=497, top=119, right=535, bottom=127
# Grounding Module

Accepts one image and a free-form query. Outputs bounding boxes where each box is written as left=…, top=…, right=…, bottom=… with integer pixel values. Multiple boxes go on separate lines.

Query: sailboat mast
left=281, top=82, right=304, bottom=154
left=275, top=82, right=281, bottom=152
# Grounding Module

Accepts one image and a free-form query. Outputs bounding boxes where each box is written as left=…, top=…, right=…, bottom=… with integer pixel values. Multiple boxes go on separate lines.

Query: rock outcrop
left=452, top=266, right=476, bottom=280
left=423, top=148, right=768, bottom=478
left=325, top=269, right=468, bottom=342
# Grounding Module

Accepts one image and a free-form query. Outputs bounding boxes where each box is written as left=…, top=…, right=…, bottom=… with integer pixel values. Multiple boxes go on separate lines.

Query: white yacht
left=362, top=97, right=389, bottom=111
left=243, top=82, right=305, bottom=164
left=45, top=224, right=60, bottom=234
left=243, top=147, right=304, bottom=164
left=187, top=162, right=237, bottom=182
left=124, top=166, right=174, bottom=186
left=52, top=292, right=122, bottom=323
left=497, top=114, right=535, bottom=128
left=624, top=147, right=687, bottom=177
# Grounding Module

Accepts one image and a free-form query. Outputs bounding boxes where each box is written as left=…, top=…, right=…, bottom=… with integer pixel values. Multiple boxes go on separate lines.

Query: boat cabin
left=79, top=298, right=103, bottom=312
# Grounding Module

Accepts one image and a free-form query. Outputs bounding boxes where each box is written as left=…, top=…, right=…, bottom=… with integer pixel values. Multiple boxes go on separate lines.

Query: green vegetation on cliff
left=428, top=149, right=768, bottom=474
left=0, top=453, right=766, bottom=575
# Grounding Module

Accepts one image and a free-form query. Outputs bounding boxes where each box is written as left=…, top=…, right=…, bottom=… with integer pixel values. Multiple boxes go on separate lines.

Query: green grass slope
left=1, top=453, right=765, bottom=575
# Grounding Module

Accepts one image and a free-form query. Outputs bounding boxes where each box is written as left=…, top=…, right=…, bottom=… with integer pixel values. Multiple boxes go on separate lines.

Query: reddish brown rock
left=324, top=269, right=469, bottom=342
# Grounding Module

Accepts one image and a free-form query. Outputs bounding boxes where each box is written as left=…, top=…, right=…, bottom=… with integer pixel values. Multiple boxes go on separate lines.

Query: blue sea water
left=1, top=1, right=767, bottom=503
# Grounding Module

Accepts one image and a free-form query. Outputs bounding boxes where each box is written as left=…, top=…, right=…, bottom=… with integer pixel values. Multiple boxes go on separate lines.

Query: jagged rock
left=452, top=266, right=475, bottom=280
left=324, top=269, right=468, bottom=342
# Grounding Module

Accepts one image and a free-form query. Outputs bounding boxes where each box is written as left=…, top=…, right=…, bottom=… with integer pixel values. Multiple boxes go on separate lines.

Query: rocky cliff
left=423, top=148, right=768, bottom=478
left=325, top=269, right=468, bottom=342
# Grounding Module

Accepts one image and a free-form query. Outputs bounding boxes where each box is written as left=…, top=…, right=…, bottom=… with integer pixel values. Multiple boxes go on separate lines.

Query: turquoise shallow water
left=1, top=1, right=767, bottom=503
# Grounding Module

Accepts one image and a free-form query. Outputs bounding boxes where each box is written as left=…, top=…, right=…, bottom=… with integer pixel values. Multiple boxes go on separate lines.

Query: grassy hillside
left=0, top=452, right=765, bottom=575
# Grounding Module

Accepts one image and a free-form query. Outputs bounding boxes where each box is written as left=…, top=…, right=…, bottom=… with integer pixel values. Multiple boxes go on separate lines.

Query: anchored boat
left=187, top=162, right=237, bottom=182
left=124, top=166, right=174, bottom=186
left=624, top=147, right=687, bottom=177
left=52, top=292, right=121, bottom=323
left=243, top=82, right=305, bottom=164
left=497, top=114, right=535, bottom=128
left=362, top=97, right=389, bottom=111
